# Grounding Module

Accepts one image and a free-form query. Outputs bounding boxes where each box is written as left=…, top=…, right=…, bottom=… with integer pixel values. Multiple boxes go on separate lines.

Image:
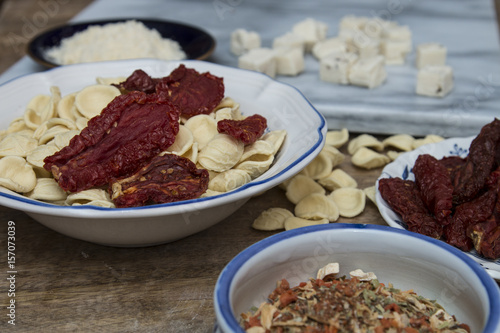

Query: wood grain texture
left=0, top=1, right=498, bottom=332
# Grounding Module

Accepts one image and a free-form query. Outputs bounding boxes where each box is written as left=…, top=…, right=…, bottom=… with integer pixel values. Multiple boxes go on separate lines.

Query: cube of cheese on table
left=272, top=32, right=305, bottom=53
left=416, top=65, right=453, bottom=97
left=292, top=18, right=328, bottom=52
left=274, top=47, right=305, bottom=76
left=312, top=37, right=348, bottom=60
left=238, top=48, right=277, bottom=78
left=381, top=39, right=412, bottom=65
left=230, top=29, right=261, bottom=56
left=348, top=55, right=387, bottom=89
left=416, top=43, right=447, bottom=69
left=320, top=52, right=358, bottom=85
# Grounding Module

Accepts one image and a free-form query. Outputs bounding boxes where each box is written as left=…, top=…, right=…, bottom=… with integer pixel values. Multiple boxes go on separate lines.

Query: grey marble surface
left=1, top=0, right=499, bottom=136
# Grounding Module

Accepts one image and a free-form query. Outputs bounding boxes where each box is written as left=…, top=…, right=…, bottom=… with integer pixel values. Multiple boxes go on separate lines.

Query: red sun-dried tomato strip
left=44, top=91, right=180, bottom=192
left=217, top=114, right=267, bottom=145
left=113, top=69, right=159, bottom=94
left=378, top=178, right=443, bottom=239
left=155, top=64, right=225, bottom=117
left=413, top=154, right=453, bottom=225
left=452, top=118, right=500, bottom=205
left=109, top=154, right=209, bottom=208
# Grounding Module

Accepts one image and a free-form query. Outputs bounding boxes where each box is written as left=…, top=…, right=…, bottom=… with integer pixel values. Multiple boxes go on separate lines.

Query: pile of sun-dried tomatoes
left=43, top=65, right=267, bottom=208
left=379, top=118, right=500, bottom=259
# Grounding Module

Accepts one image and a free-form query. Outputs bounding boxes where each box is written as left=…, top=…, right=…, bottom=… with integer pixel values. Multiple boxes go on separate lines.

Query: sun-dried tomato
left=378, top=178, right=443, bottom=239
left=413, top=154, right=453, bottom=224
left=44, top=91, right=180, bottom=192
left=113, top=69, right=159, bottom=94
left=444, top=188, right=497, bottom=251
left=452, top=118, right=500, bottom=205
left=110, top=154, right=209, bottom=208
left=155, top=64, right=225, bottom=117
left=439, top=156, right=465, bottom=181
left=217, top=114, right=267, bottom=145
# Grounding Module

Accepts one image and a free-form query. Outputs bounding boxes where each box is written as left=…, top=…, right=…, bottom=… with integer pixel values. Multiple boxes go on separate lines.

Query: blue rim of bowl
left=0, top=59, right=326, bottom=215
left=214, top=223, right=500, bottom=333
left=26, top=18, right=216, bottom=68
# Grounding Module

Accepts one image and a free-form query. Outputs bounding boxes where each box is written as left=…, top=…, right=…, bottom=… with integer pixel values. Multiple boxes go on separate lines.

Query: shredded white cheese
left=46, top=20, right=187, bottom=65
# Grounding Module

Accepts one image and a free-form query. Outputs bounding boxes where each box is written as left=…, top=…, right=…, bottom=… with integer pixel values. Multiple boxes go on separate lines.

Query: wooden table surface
left=0, top=1, right=498, bottom=332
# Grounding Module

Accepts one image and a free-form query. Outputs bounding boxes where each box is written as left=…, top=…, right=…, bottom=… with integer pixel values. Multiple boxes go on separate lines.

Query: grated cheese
left=45, top=20, right=186, bottom=65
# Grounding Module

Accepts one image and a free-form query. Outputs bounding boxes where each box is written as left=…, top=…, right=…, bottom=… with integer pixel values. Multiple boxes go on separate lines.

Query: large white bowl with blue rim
left=214, top=223, right=500, bottom=333
left=0, top=59, right=326, bottom=246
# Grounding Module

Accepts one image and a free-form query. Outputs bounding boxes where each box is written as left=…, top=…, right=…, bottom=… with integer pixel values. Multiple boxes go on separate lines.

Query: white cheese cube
left=312, top=37, right=348, bottom=60
left=416, top=43, right=447, bottom=69
left=339, top=15, right=368, bottom=31
left=320, top=52, right=358, bottom=85
left=238, top=48, right=277, bottom=78
left=230, top=29, right=261, bottom=56
left=272, top=32, right=305, bottom=52
left=292, top=18, right=328, bottom=52
left=382, top=25, right=412, bottom=41
left=274, top=47, right=305, bottom=76
left=416, top=65, right=453, bottom=97
left=354, top=38, right=380, bottom=59
left=381, top=39, right=412, bottom=65
left=348, top=55, right=387, bottom=89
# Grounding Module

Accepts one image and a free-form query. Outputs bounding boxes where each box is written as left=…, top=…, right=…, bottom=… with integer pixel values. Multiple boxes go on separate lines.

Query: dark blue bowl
left=27, top=18, right=216, bottom=68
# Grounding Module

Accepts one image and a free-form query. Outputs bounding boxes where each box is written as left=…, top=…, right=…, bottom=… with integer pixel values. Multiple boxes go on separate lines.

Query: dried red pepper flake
left=217, top=114, right=267, bottom=145
left=44, top=91, right=180, bottom=192
left=413, top=154, right=453, bottom=224
left=110, top=154, right=209, bottom=208
left=156, top=64, right=225, bottom=117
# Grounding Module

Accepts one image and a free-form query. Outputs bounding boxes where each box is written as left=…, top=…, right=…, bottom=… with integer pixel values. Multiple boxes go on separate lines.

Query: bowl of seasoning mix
left=214, top=223, right=500, bottom=333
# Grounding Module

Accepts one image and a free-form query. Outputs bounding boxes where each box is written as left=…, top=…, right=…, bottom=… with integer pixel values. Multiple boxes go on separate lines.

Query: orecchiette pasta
left=25, top=178, right=67, bottom=201
left=0, top=156, right=37, bottom=193
left=284, top=216, right=329, bottom=231
left=208, top=169, right=251, bottom=192
left=74, top=84, right=121, bottom=119
left=318, top=168, right=357, bottom=191
left=198, top=134, right=244, bottom=172
left=294, top=192, right=339, bottom=221
left=325, top=128, right=349, bottom=148
left=328, top=188, right=366, bottom=218
left=252, top=207, right=294, bottom=231
left=0, top=134, right=38, bottom=157
left=347, top=134, right=384, bottom=154
left=184, top=114, right=218, bottom=150
left=351, top=147, right=390, bottom=169
left=285, top=174, right=325, bottom=204
left=382, top=134, right=415, bottom=151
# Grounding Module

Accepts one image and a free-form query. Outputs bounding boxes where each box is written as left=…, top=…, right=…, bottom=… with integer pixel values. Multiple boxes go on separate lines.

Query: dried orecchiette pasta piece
left=214, top=96, right=240, bottom=112
left=38, top=125, right=71, bottom=145
left=208, top=169, right=251, bottom=192
left=284, top=216, right=329, bottom=231
left=198, top=134, right=244, bottom=172
left=74, top=84, right=121, bottom=119
left=0, top=134, right=38, bottom=157
left=347, top=134, right=384, bottom=155
left=214, top=107, right=233, bottom=122
left=383, top=134, right=415, bottom=152
left=24, top=87, right=61, bottom=130
left=0, top=156, right=37, bottom=193
left=321, top=145, right=345, bottom=168
left=26, top=94, right=51, bottom=114
left=318, top=168, right=357, bottom=191
left=301, top=150, right=333, bottom=180
left=200, top=189, right=224, bottom=197
left=32, top=117, right=77, bottom=141
left=285, top=174, right=325, bottom=204
left=95, top=76, right=127, bottom=85
left=328, top=187, right=366, bottom=218
left=182, top=142, right=199, bottom=164
left=26, top=144, right=60, bottom=168
left=65, top=188, right=114, bottom=207
left=53, top=130, right=80, bottom=149
left=317, top=262, right=340, bottom=280
left=325, top=128, right=349, bottom=148
left=240, top=140, right=274, bottom=162
left=295, top=192, right=340, bottom=222
left=412, top=134, right=444, bottom=149
left=385, top=150, right=401, bottom=161
left=236, top=154, right=274, bottom=179
left=184, top=114, right=219, bottom=150
left=351, top=147, right=390, bottom=169
left=75, top=117, right=88, bottom=131
left=252, top=207, right=294, bottom=231
left=25, top=178, right=67, bottom=201
left=165, top=125, right=194, bottom=156
left=261, top=130, right=287, bottom=155
left=56, top=92, right=77, bottom=120
left=363, top=185, right=377, bottom=205
left=7, top=117, right=30, bottom=134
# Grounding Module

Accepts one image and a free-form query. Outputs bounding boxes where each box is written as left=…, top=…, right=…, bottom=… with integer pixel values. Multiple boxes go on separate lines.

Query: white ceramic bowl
left=214, top=223, right=500, bottom=333
left=0, top=59, right=326, bottom=246
left=375, top=136, right=500, bottom=280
